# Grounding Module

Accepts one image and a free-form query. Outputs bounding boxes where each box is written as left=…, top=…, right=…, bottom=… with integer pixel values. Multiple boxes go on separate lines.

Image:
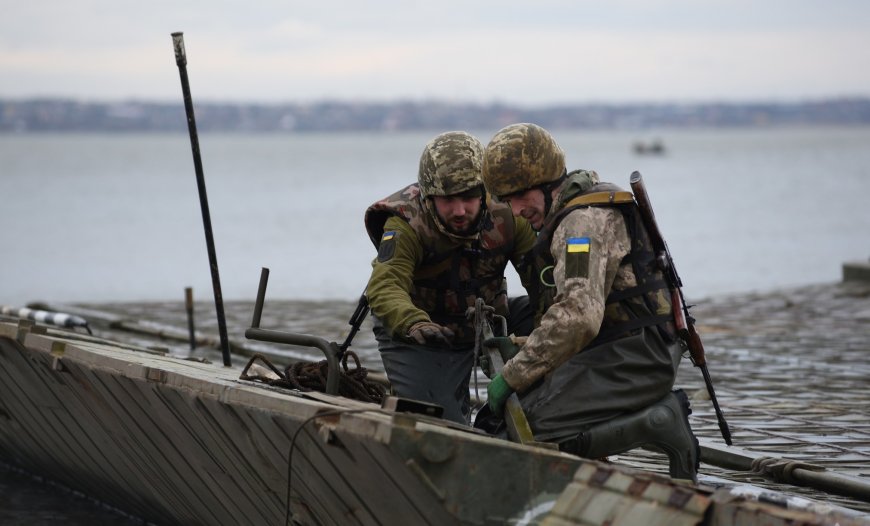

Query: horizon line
left=2, top=95, right=869, bottom=108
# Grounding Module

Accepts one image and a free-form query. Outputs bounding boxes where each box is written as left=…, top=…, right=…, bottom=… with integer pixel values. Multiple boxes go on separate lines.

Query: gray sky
left=2, top=0, right=869, bottom=105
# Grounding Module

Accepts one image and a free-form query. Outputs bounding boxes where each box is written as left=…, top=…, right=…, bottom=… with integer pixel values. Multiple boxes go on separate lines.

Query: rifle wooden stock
left=686, top=325, right=707, bottom=367
left=630, top=171, right=682, bottom=288
left=671, top=289, right=689, bottom=338
left=629, top=171, right=733, bottom=445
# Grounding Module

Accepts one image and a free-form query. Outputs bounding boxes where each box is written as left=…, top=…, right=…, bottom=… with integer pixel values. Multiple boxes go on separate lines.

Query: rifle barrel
left=701, top=365, right=733, bottom=445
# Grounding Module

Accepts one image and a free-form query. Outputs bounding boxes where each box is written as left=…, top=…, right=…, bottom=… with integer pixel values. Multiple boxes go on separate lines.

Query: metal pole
left=171, top=32, right=232, bottom=367
left=251, top=268, right=269, bottom=329
left=185, top=287, right=196, bottom=351
left=246, top=268, right=341, bottom=395
left=700, top=441, right=870, bottom=502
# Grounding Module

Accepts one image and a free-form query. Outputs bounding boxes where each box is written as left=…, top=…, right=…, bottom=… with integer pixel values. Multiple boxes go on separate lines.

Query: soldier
left=479, top=123, right=700, bottom=481
left=364, top=131, right=536, bottom=425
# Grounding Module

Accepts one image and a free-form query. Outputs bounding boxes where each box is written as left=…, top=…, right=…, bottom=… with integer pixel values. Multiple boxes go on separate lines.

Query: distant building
left=2, top=97, right=869, bottom=133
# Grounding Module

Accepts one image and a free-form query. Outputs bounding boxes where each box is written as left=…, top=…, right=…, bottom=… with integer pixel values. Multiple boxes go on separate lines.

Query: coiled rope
left=240, top=351, right=386, bottom=404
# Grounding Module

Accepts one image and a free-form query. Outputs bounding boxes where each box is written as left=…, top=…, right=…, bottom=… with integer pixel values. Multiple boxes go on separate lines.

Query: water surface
left=2, top=127, right=868, bottom=307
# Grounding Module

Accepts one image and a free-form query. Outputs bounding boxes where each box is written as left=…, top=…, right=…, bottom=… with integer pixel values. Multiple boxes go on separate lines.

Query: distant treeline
left=2, top=97, right=869, bottom=132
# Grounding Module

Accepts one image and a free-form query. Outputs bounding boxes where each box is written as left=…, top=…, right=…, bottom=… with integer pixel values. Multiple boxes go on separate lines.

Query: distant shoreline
left=2, top=97, right=869, bottom=133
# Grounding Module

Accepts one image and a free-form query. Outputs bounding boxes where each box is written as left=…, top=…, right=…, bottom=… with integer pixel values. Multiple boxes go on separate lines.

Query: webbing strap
left=605, top=279, right=668, bottom=304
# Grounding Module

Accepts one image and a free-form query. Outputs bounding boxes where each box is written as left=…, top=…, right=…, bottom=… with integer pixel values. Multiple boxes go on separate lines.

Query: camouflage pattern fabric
left=418, top=132, right=484, bottom=198
left=500, top=172, right=681, bottom=440
left=502, top=205, right=632, bottom=391
left=364, top=184, right=536, bottom=344
left=482, top=123, right=566, bottom=198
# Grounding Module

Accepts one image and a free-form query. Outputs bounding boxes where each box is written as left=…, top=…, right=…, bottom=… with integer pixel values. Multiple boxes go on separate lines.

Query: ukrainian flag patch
left=378, top=231, right=398, bottom=262
left=567, top=237, right=590, bottom=253
left=565, top=237, right=591, bottom=278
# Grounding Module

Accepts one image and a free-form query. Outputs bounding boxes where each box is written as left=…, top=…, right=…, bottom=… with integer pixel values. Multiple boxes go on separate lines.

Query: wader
left=376, top=296, right=533, bottom=425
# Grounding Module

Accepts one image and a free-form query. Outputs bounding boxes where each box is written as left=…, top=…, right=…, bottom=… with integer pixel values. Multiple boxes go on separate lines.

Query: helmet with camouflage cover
left=482, top=123, right=566, bottom=198
left=418, top=131, right=485, bottom=199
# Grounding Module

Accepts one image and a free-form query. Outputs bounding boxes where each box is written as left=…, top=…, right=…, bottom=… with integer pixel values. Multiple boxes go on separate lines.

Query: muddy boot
left=565, top=390, right=700, bottom=482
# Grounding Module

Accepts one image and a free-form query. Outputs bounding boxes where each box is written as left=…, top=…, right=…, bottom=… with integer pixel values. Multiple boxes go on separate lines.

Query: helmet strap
left=540, top=171, right=567, bottom=217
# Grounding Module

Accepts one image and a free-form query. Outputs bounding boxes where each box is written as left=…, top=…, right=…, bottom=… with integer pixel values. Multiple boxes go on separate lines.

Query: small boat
left=633, top=139, right=666, bottom=155
left=2, top=310, right=868, bottom=525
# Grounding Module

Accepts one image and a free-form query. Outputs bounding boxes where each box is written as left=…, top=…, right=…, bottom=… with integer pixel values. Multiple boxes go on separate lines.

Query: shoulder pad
left=564, top=191, right=634, bottom=208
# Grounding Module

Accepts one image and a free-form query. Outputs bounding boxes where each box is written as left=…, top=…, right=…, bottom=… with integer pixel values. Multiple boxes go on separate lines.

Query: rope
left=750, top=456, right=826, bottom=484
left=240, top=352, right=386, bottom=404
left=467, top=302, right=496, bottom=406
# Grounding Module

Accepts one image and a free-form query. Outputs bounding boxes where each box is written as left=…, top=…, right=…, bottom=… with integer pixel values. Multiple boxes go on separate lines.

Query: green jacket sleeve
left=366, top=216, right=431, bottom=339
left=510, top=215, right=538, bottom=293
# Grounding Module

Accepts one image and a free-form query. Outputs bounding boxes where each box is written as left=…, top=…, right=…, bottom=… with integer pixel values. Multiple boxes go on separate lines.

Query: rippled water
left=2, top=127, right=870, bottom=523
left=0, top=462, right=142, bottom=525
left=2, top=127, right=869, bottom=308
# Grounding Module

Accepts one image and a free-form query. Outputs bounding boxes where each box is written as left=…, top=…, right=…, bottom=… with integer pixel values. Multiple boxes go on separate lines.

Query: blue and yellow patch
left=565, top=236, right=591, bottom=278
left=566, top=237, right=590, bottom=253
left=377, top=231, right=398, bottom=262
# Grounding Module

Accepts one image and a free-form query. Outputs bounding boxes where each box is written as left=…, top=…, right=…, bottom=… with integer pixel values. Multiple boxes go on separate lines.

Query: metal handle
left=246, top=267, right=341, bottom=395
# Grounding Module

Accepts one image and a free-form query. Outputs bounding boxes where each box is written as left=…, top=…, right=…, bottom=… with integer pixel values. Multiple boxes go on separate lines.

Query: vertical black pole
left=185, top=286, right=196, bottom=351
left=251, top=267, right=270, bottom=330
left=172, top=32, right=232, bottom=366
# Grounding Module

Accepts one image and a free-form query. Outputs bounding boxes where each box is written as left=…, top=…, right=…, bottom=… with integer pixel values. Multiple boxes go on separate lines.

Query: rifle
left=629, top=171, right=733, bottom=446
left=338, top=292, right=370, bottom=358
left=470, top=299, right=557, bottom=450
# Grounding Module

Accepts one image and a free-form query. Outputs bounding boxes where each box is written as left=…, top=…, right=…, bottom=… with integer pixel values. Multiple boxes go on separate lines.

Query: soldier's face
left=432, top=195, right=482, bottom=235
left=503, top=189, right=545, bottom=230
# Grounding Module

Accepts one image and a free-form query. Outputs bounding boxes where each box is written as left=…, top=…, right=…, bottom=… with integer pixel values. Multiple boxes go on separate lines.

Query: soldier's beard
left=443, top=212, right=480, bottom=236
left=425, top=198, right=484, bottom=241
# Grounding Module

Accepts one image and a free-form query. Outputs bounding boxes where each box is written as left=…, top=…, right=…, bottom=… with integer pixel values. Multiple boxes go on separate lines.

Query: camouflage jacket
left=365, top=183, right=536, bottom=345
left=502, top=171, right=675, bottom=392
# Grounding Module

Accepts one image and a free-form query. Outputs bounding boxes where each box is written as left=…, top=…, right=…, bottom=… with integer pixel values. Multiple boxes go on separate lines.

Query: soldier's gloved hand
left=477, top=353, right=494, bottom=379
left=510, top=335, right=528, bottom=347
left=483, top=336, right=522, bottom=363
left=407, top=321, right=455, bottom=347
left=487, top=374, right=514, bottom=414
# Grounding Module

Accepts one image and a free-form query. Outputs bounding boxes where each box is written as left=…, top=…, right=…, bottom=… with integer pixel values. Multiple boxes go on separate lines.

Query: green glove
left=487, top=374, right=514, bottom=414
left=483, top=336, right=521, bottom=362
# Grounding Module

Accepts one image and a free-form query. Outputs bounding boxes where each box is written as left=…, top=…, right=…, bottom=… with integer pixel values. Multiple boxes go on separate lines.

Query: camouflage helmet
left=482, top=123, right=566, bottom=198
left=418, top=131, right=485, bottom=199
